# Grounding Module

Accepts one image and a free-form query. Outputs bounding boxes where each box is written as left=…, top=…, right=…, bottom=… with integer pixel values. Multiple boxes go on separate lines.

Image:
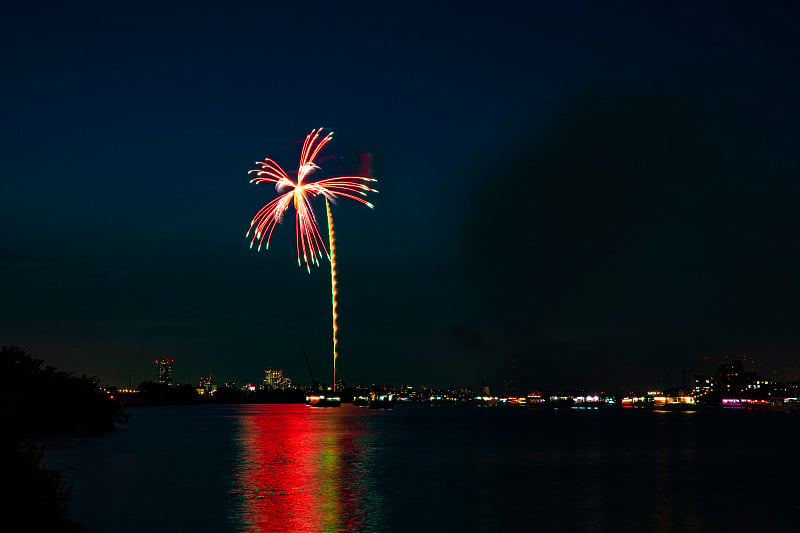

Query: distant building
left=263, top=368, right=292, bottom=390
left=694, top=375, right=715, bottom=397
left=503, top=375, right=519, bottom=397
left=653, top=394, right=696, bottom=410
left=695, top=359, right=774, bottom=404
left=156, top=358, right=174, bottom=385
left=199, top=374, right=216, bottom=394
left=716, top=360, right=744, bottom=394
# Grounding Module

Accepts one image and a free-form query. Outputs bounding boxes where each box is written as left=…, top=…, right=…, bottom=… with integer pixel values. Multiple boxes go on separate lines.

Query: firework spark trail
left=326, top=199, right=339, bottom=389
left=246, top=128, right=377, bottom=272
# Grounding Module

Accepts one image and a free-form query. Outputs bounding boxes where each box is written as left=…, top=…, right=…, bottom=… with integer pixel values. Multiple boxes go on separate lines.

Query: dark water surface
left=42, top=404, right=800, bottom=532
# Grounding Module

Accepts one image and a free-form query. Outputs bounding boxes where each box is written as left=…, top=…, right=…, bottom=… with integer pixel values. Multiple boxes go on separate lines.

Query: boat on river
left=306, top=394, right=342, bottom=408
left=353, top=395, right=370, bottom=406
left=298, top=336, right=341, bottom=408
left=369, top=392, right=395, bottom=409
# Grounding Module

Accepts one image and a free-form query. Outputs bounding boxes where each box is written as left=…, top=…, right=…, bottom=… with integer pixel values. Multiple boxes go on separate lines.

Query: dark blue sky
left=2, top=1, right=799, bottom=391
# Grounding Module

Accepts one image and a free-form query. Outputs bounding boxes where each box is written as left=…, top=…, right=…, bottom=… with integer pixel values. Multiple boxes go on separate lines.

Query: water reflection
left=230, top=405, right=384, bottom=532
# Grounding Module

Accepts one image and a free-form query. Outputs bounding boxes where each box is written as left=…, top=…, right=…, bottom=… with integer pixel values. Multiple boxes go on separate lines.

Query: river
left=42, top=403, right=800, bottom=532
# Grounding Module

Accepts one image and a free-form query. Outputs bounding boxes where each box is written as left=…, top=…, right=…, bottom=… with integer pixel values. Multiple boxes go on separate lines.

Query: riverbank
left=2, top=346, right=123, bottom=531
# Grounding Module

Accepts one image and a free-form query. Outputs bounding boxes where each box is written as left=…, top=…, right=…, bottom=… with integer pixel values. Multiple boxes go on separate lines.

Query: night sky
left=2, top=1, right=799, bottom=391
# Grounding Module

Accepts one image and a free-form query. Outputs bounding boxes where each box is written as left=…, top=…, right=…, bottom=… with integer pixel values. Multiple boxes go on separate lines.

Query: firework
left=246, top=128, right=377, bottom=272
left=247, top=129, right=376, bottom=392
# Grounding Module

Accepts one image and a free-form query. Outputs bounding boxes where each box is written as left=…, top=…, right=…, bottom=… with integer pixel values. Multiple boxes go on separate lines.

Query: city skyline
left=104, top=351, right=799, bottom=397
left=99, top=350, right=800, bottom=416
left=2, top=2, right=799, bottom=391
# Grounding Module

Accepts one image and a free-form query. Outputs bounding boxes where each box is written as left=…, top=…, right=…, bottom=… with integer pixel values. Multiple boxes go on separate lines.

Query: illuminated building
left=707, top=359, right=773, bottom=399
left=691, top=358, right=776, bottom=407
left=694, top=376, right=715, bottom=397
left=526, top=392, right=546, bottom=407
left=199, top=374, right=216, bottom=394
left=263, top=368, right=292, bottom=390
left=653, top=394, right=696, bottom=411
left=716, top=360, right=744, bottom=394
left=721, top=398, right=769, bottom=409
left=156, top=358, right=174, bottom=385
left=621, top=394, right=655, bottom=408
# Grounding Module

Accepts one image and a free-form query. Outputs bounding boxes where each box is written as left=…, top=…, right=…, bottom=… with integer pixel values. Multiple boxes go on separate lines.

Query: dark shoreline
left=2, top=346, right=122, bottom=532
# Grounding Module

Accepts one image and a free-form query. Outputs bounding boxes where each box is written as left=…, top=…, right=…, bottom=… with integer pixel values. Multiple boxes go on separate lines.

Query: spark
left=246, top=128, right=377, bottom=272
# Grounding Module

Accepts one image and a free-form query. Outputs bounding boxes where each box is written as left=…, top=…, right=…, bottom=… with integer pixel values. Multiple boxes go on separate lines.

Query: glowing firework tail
left=247, top=129, right=376, bottom=390
left=326, top=199, right=339, bottom=389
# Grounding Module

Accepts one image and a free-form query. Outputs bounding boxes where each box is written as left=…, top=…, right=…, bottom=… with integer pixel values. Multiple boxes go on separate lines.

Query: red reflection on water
left=231, top=405, right=379, bottom=533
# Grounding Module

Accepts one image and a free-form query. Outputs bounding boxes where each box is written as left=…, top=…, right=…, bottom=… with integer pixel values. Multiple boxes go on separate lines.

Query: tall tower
left=156, top=358, right=174, bottom=385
